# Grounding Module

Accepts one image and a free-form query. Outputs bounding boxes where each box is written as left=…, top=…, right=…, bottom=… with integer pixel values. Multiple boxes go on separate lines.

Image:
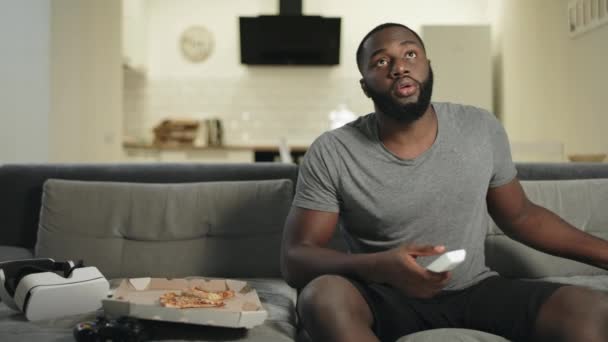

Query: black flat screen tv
left=239, top=15, right=341, bottom=65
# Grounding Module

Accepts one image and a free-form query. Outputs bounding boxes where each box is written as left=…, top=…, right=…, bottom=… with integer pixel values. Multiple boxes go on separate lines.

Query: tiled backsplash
left=123, top=68, right=373, bottom=147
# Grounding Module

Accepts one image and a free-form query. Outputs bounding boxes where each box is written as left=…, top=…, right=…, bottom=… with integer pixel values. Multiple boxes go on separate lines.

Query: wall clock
left=179, top=26, right=214, bottom=63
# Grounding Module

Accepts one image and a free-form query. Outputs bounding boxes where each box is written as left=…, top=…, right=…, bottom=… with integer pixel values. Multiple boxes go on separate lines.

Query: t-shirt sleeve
left=293, top=133, right=341, bottom=212
left=486, top=112, right=517, bottom=188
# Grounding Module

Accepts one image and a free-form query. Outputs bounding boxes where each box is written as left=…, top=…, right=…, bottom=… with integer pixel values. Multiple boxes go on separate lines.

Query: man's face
left=359, top=26, right=433, bottom=124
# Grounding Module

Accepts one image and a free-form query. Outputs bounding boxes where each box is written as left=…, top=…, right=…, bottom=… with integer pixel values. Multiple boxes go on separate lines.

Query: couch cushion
left=532, top=275, right=608, bottom=292
left=485, top=179, right=608, bottom=279
left=35, top=179, right=293, bottom=279
left=515, top=162, right=608, bottom=181
left=0, top=163, right=298, bottom=249
left=0, top=277, right=297, bottom=342
left=397, top=328, right=509, bottom=342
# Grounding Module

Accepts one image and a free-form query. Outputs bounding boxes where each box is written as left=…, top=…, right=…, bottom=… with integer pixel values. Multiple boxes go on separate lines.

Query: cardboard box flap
left=239, top=310, right=268, bottom=328
left=120, top=278, right=250, bottom=292
left=147, top=278, right=189, bottom=290
left=104, top=277, right=267, bottom=329
left=187, top=278, right=226, bottom=291
left=241, top=301, right=259, bottom=311
left=129, top=277, right=151, bottom=290
left=114, top=278, right=188, bottom=299
left=103, top=296, right=131, bottom=316
left=226, top=279, right=248, bottom=292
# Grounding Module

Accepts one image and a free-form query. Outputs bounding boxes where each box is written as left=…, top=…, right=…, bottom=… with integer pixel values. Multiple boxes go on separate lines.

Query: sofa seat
left=397, top=328, right=510, bottom=342
left=3, top=276, right=606, bottom=342
left=535, top=274, right=608, bottom=291
left=396, top=275, right=608, bottom=342
left=0, top=277, right=297, bottom=342
left=3, top=163, right=608, bottom=342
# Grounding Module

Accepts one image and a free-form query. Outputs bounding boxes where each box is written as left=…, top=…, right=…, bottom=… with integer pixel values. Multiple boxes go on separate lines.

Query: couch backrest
left=0, top=163, right=298, bottom=249
left=514, top=162, right=608, bottom=180
left=4, top=162, right=608, bottom=280
left=485, top=178, right=608, bottom=278
left=36, top=178, right=294, bottom=279
left=486, top=163, right=608, bottom=278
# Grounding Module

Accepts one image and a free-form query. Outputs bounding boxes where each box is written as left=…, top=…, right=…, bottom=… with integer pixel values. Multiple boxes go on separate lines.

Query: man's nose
left=391, top=59, right=409, bottom=78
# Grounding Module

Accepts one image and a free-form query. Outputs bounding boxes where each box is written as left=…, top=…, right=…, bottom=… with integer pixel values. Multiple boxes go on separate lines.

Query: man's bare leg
left=534, top=285, right=608, bottom=342
left=297, top=275, right=379, bottom=342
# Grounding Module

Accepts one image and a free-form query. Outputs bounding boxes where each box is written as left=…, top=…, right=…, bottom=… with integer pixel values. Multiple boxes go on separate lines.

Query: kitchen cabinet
left=421, top=25, right=493, bottom=112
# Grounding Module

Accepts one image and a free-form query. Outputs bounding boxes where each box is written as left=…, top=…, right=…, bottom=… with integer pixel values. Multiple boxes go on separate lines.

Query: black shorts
left=348, top=275, right=564, bottom=342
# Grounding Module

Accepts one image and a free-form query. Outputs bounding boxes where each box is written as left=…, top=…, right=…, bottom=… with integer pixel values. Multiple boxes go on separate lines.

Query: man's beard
left=366, top=66, right=434, bottom=124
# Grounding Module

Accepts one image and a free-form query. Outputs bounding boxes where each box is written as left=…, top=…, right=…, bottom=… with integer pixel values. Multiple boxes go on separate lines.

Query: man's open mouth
left=395, top=78, right=418, bottom=97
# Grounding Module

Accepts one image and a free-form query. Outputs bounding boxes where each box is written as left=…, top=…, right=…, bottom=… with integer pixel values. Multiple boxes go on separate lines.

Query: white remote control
left=426, top=249, right=466, bottom=273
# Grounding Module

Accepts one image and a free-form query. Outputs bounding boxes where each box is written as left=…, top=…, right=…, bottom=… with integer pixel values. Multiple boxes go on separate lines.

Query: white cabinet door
left=421, top=25, right=493, bottom=112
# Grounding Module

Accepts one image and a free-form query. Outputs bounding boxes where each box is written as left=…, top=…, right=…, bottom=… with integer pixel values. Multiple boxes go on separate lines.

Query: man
left=280, top=23, right=608, bottom=342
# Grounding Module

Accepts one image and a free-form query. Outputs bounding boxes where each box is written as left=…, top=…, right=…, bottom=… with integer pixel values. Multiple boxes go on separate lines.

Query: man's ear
left=360, top=79, right=370, bottom=98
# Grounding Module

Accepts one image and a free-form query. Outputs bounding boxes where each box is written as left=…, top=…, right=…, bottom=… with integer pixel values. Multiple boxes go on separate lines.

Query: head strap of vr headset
left=0, top=259, right=83, bottom=297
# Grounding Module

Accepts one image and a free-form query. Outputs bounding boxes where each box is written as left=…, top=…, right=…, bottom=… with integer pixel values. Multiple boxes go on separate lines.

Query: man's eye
left=376, top=59, right=388, bottom=67
left=406, top=51, right=417, bottom=59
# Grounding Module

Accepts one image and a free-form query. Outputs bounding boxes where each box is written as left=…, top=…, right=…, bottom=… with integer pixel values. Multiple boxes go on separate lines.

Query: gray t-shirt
left=293, top=102, right=517, bottom=290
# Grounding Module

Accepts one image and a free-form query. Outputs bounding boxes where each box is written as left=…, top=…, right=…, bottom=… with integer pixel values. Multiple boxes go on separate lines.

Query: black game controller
left=73, top=316, right=147, bottom=342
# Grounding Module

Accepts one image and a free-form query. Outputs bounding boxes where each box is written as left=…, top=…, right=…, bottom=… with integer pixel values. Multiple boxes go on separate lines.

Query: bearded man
left=280, top=23, right=608, bottom=342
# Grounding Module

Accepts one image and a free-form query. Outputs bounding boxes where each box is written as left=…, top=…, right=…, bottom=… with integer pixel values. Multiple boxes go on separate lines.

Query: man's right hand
left=281, top=207, right=451, bottom=297
left=371, top=244, right=451, bottom=298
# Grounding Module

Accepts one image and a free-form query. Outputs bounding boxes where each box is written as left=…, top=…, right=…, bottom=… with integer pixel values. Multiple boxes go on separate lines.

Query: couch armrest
left=0, top=246, right=33, bottom=262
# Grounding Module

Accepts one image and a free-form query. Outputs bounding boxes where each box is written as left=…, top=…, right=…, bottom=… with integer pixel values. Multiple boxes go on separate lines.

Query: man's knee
left=297, top=275, right=372, bottom=328
left=564, top=296, right=608, bottom=341
left=577, top=292, right=608, bottom=338
left=536, top=286, right=608, bottom=341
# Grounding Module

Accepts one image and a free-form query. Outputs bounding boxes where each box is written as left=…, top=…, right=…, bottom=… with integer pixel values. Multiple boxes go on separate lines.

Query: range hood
left=279, top=0, right=303, bottom=15
left=239, top=0, right=341, bottom=65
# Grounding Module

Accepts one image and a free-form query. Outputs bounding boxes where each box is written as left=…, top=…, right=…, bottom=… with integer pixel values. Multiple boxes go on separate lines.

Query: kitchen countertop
left=123, top=142, right=309, bottom=153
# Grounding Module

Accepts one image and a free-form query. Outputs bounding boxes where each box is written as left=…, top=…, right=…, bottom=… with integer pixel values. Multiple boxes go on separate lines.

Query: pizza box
left=102, top=277, right=268, bottom=329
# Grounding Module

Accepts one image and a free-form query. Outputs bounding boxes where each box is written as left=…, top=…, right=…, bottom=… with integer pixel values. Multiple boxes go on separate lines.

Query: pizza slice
left=159, top=291, right=225, bottom=308
left=185, top=287, right=235, bottom=301
left=159, top=287, right=235, bottom=309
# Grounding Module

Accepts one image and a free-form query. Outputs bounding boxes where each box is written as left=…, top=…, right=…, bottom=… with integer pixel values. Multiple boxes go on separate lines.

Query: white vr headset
left=0, top=258, right=109, bottom=321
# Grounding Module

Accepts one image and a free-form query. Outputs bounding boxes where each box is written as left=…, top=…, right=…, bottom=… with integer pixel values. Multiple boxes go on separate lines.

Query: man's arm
left=280, top=206, right=450, bottom=297
left=486, top=178, right=608, bottom=269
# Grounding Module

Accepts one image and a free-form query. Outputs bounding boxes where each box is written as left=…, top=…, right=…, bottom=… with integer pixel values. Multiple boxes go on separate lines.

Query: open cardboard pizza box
left=102, top=277, right=268, bottom=329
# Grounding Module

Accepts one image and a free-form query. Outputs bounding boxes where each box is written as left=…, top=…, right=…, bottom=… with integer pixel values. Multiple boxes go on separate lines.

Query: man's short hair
left=356, top=23, right=426, bottom=73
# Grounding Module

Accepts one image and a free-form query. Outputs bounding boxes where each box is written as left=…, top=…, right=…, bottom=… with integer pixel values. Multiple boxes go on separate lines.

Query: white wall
left=145, top=0, right=493, bottom=79
left=563, top=1, right=608, bottom=155
left=500, top=0, right=608, bottom=158
left=127, top=0, right=496, bottom=146
left=50, top=0, right=123, bottom=162
left=0, top=0, right=50, bottom=163
left=5, top=0, right=605, bottom=162
left=123, top=0, right=148, bottom=71
left=0, top=0, right=122, bottom=163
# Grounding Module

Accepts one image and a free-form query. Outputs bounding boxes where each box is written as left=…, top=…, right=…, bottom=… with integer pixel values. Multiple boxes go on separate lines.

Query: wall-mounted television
left=239, top=15, right=341, bottom=65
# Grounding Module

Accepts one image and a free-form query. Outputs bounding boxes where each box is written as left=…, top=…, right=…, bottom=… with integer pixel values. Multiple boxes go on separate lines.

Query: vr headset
left=0, top=258, right=109, bottom=321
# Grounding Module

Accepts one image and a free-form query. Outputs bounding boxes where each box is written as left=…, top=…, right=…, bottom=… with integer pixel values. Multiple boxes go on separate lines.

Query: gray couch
left=1, top=162, right=607, bottom=342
